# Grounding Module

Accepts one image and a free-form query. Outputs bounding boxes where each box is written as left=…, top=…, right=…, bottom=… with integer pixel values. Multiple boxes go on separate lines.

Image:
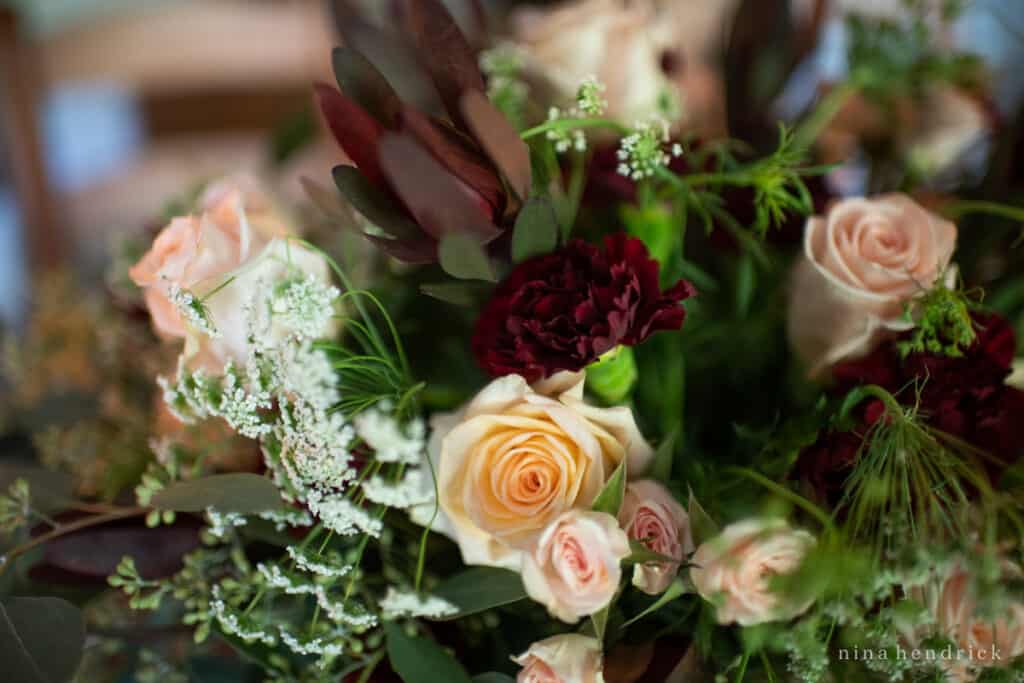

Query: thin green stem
left=735, top=652, right=750, bottom=683
left=520, top=118, right=629, bottom=140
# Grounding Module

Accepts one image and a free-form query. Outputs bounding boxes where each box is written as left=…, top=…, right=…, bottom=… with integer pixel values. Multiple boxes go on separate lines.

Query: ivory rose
left=787, top=194, right=958, bottom=377
left=513, top=634, right=604, bottom=683
left=131, top=178, right=332, bottom=371
left=934, top=563, right=1024, bottom=682
left=434, top=371, right=653, bottom=568
left=690, top=519, right=815, bottom=626
left=511, top=0, right=676, bottom=123
left=619, top=480, right=692, bottom=595
left=522, top=509, right=630, bottom=623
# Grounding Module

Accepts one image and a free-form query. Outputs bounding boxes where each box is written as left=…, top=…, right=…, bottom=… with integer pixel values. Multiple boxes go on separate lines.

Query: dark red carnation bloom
left=472, top=234, right=696, bottom=381
left=794, top=429, right=866, bottom=508
left=833, top=312, right=1024, bottom=466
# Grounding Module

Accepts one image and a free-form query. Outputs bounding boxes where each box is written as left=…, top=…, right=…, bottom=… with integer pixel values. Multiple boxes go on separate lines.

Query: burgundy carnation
left=795, top=429, right=866, bottom=508
left=472, top=234, right=696, bottom=382
left=834, top=311, right=1024, bottom=466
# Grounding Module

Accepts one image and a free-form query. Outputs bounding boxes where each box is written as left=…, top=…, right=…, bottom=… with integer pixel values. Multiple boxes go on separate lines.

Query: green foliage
left=431, top=568, right=528, bottom=620
left=438, top=233, right=496, bottom=282
left=585, top=346, right=638, bottom=405
left=0, top=596, right=86, bottom=683
left=151, top=474, right=283, bottom=514
left=385, top=622, right=472, bottom=683
left=897, top=279, right=977, bottom=358
left=511, top=197, right=560, bottom=262
left=591, top=459, right=627, bottom=517
left=0, top=478, right=31, bottom=535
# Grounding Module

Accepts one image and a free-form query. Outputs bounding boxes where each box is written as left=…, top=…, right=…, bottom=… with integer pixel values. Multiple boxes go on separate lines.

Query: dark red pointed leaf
left=402, top=0, right=485, bottom=128
left=379, top=134, right=503, bottom=243
left=332, top=47, right=402, bottom=127
left=332, top=165, right=423, bottom=242
left=399, top=106, right=504, bottom=216
left=315, top=83, right=387, bottom=186
left=460, top=90, right=532, bottom=200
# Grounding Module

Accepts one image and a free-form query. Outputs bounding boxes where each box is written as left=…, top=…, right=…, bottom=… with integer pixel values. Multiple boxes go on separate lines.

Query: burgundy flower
left=833, top=312, right=1024, bottom=466
left=472, top=234, right=696, bottom=381
left=795, top=429, right=866, bottom=508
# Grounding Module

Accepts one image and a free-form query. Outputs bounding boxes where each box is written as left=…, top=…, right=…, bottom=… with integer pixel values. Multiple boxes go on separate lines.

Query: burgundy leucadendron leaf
left=461, top=90, right=532, bottom=201
left=378, top=133, right=503, bottom=242
left=332, top=47, right=402, bottom=127
left=398, top=105, right=505, bottom=216
left=316, top=83, right=388, bottom=186
left=401, top=0, right=485, bottom=129
left=332, top=165, right=423, bottom=242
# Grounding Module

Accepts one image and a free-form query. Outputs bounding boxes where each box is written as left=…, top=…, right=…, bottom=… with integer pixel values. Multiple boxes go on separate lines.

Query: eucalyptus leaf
left=385, top=622, right=472, bottom=683
left=152, top=474, right=282, bottom=514
left=420, top=281, right=492, bottom=307
left=622, top=577, right=689, bottom=628
left=432, top=567, right=527, bottom=620
left=0, top=596, right=85, bottom=683
left=512, top=197, right=559, bottom=263
left=591, top=459, right=626, bottom=517
left=439, top=232, right=495, bottom=282
left=0, top=465, right=73, bottom=514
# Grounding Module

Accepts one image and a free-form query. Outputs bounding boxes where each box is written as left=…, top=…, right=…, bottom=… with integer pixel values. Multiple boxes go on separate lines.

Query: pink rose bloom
left=522, top=509, right=630, bottom=623
left=619, top=480, right=693, bottom=595
left=514, top=634, right=604, bottom=683
left=430, top=371, right=653, bottom=569
left=130, top=179, right=288, bottom=341
left=788, top=194, right=957, bottom=377
left=935, top=563, right=1024, bottom=682
left=690, top=519, right=815, bottom=626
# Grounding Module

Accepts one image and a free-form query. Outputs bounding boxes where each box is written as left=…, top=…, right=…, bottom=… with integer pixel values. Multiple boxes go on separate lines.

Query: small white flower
left=380, top=588, right=458, bottom=620
left=362, top=470, right=433, bottom=509
left=271, top=274, right=340, bottom=341
left=354, top=405, right=426, bottom=466
left=576, top=76, right=608, bottom=117
left=168, top=282, right=220, bottom=339
left=616, top=118, right=673, bottom=180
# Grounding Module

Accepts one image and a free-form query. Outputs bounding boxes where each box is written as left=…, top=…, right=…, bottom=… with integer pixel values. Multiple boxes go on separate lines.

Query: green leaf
left=591, top=606, right=610, bottom=642
left=0, top=596, right=85, bottom=683
left=625, top=539, right=679, bottom=566
left=438, top=232, right=495, bottom=282
left=151, top=474, right=282, bottom=514
left=585, top=346, right=638, bottom=405
left=735, top=251, right=756, bottom=319
left=0, top=465, right=73, bottom=514
left=385, top=622, right=472, bottom=683
left=650, top=429, right=678, bottom=482
left=591, top=458, right=627, bottom=517
left=420, top=281, right=492, bottom=307
left=622, top=577, right=689, bottom=628
left=432, top=567, right=527, bottom=620
left=688, top=490, right=719, bottom=547
left=473, top=675, right=515, bottom=683
left=511, top=197, right=559, bottom=262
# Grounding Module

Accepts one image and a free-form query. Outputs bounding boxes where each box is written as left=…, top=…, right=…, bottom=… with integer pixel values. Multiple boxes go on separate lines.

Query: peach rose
left=130, top=178, right=289, bottom=341
left=619, top=480, right=692, bottom=595
left=934, top=563, right=1024, bottom=682
left=690, top=519, right=815, bottom=626
left=522, top=509, right=630, bottom=623
left=435, top=371, right=653, bottom=568
left=514, top=634, right=604, bottom=683
left=511, top=0, right=677, bottom=123
left=788, top=194, right=957, bottom=377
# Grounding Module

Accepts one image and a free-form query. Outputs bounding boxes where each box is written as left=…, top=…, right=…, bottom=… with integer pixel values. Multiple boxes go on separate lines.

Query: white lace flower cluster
left=545, top=75, right=610, bottom=154
left=616, top=118, right=684, bottom=180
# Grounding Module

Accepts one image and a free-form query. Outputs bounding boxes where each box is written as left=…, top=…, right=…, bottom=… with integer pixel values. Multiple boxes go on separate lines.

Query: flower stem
left=520, top=118, right=629, bottom=140
left=0, top=506, right=149, bottom=578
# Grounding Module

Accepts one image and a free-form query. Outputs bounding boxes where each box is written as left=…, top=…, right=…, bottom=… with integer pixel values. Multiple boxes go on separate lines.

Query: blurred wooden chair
left=0, top=6, right=62, bottom=268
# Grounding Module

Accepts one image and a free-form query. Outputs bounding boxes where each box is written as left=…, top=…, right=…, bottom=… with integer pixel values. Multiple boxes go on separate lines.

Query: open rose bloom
left=130, top=177, right=334, bottom=371
left=690, top=519, right=816, bottom=626
left=788, top=194, right=957, bottom=377
left=514, top=634, right=604, bottom=683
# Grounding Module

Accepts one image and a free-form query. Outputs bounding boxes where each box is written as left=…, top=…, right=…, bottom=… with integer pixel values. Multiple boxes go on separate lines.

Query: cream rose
left=619, top=480, right=692, bottom=595
left=788, top=194, right=958, bottom=377
left=434, top=371, right=653, bottom=568
left=934, top=563, right=1024, bottom=682
left=511, top=0, right=676, bottom=123
left=690, top=519, right=815, bottom=626
left=513, top=634, right=604, bottom=683
left=522, top=509, right=630, bottom=623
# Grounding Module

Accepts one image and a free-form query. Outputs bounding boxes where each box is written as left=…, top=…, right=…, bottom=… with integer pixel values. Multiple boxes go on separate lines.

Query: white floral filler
left=126, top=237, right=449, bottom=674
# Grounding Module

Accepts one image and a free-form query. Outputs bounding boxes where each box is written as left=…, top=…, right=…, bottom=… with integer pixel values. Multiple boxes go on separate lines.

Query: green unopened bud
left=586, top=346, right=638, bottom=404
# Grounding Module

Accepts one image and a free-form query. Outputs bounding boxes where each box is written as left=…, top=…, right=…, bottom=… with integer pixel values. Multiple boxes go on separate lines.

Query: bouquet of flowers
left=3, top=1, right=1024, bottom=682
